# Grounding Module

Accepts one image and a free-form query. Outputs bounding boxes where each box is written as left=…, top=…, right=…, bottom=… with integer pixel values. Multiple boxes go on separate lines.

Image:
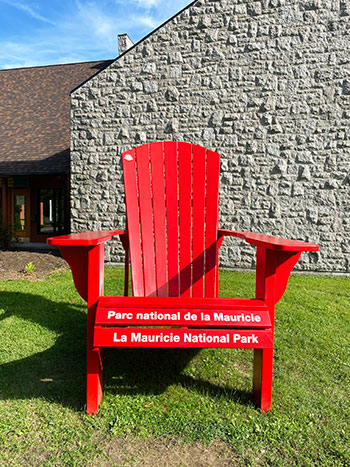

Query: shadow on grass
left=0, top=291, right=87, bottom=410
left=0, top=291, right=252, bottom=411
left=103, top=347, right=253, bottom=406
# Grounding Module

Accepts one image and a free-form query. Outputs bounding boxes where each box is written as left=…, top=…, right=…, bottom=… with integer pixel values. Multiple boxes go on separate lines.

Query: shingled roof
left=0, top=60, right=112, bottom=176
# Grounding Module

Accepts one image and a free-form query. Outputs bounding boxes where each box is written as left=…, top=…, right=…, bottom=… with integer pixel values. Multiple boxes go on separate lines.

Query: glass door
left=38, top=188, right=66, bottom=234
left=10, top=188, right=30, bottom=240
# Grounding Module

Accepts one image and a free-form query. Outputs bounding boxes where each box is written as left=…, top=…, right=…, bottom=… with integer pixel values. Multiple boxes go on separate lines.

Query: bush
left=0, top=223, right=18, bottom=250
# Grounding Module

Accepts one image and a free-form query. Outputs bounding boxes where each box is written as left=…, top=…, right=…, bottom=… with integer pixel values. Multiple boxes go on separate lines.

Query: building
left=0, top=60, right=112, bottom=243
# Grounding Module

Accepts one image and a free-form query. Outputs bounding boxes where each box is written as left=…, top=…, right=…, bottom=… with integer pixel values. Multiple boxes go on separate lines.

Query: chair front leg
left=85, top=243, right=105, bottom=415
left=253, top=348, right=274, bottom=412
left=86, top=338, right=103, bottom=415
left=253, top=246, right=302, bottom=411
left=60, top=243, right=105, bottom=415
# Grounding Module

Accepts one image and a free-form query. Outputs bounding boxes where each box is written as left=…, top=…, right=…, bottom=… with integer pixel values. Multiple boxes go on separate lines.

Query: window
left=39, top=189, right=66, bottom=234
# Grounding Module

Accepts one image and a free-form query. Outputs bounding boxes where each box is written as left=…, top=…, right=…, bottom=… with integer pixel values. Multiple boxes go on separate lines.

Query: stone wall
left=70, top=0, right=350, bottom=273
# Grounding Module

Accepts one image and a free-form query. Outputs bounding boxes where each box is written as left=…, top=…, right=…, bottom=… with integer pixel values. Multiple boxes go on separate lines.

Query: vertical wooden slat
left=136, top=144, right=157, bottom=297
left=191, top=144, right=206, bottom=298
left=164, top=141, right=179, bottom=297
left=204, top=149, right=220, bottom=298
left=150, top=142, right=168, bottom=296
left=122, top=149, right=144, bottom=296
left=178, top=142, right=192, bottom=297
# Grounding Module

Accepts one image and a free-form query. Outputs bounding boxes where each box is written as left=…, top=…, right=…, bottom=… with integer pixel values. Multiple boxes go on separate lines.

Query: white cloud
left=115, top=0, right=161, bottom=9
left=115, top=0, right=189, bottom=12
left=131, top=15, right=158, bottom=28
left=1, top=0, right=56, bottom=25
left=134, top=0, right=161, bottom=7
left=74, top=1, right=117, bottom=45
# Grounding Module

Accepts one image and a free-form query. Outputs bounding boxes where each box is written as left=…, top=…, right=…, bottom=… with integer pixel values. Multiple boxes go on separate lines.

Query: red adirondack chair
left=48, top=141, right=319, bottom=415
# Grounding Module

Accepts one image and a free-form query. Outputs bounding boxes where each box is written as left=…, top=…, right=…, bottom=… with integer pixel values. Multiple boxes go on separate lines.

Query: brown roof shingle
left=0, top=60, right=112, bottom=176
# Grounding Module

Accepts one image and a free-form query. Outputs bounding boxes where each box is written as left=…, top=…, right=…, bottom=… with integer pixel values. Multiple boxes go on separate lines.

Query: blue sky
left=0, top=0, right=191, bottom=69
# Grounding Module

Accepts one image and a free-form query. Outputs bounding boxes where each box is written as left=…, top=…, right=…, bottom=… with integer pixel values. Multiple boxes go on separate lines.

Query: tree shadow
left=0, top=291, right=252, bottom=411
left=0, top=291, right=87, bottom=410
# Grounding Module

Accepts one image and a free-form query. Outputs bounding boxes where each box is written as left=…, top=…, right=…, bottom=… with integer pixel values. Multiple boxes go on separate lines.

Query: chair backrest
left=122, top=141, right=220, bottom=298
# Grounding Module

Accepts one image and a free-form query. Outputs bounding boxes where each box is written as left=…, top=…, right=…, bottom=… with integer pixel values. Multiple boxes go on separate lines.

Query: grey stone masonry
left=71, top=0, right=350, bottom=273
left=118, top=34, right=134, bottom=55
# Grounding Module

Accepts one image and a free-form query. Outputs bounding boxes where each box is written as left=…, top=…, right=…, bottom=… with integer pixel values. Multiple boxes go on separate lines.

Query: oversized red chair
left=48, top=141, right=319, bottom=415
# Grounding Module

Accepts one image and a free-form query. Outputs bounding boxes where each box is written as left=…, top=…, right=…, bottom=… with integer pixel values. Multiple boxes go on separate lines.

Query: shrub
left=0, top=223, right=18, bottom=250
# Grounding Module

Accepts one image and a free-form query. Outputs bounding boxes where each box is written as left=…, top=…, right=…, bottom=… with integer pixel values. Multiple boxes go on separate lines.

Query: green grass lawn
left=0, top=268, right=349, bottom=465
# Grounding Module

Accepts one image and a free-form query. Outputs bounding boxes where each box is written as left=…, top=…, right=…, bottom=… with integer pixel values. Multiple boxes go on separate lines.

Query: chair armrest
left=47, top=230, right=125, bottom=246
left=218, top=229, right=319, bottom=252
left=47, top=230, right=126, bottom=302
left=218, top=229, right=319, bottom=305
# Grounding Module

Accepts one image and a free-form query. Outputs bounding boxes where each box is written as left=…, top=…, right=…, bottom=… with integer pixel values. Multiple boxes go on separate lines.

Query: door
left=9, top=188, right=30, bottom=240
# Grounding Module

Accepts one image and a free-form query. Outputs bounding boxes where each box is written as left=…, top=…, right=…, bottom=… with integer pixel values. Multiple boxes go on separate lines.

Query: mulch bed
left=0, top=250, right=68, bottom=280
